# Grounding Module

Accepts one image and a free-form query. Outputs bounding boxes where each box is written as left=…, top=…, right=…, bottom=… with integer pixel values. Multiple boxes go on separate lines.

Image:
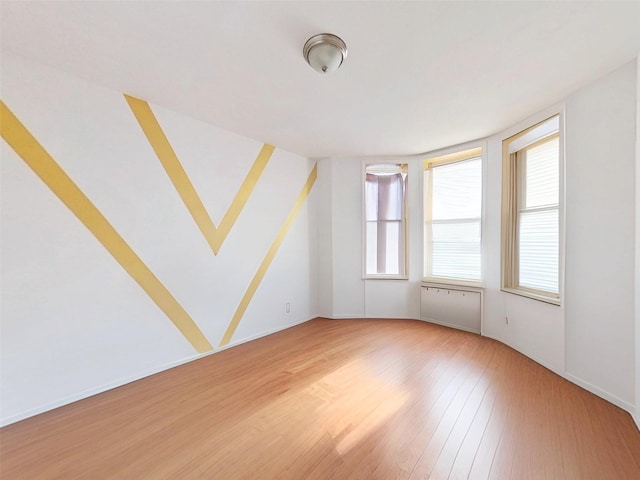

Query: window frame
left=501, top=114, right=564, bottom=305
left=362, top=162, right=409, bottom=280
left=422, top=145, right=485, bottom=287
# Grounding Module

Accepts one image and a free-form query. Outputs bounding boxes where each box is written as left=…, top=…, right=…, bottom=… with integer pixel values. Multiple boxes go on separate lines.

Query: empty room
left=1, top=1, right=640, bottom=479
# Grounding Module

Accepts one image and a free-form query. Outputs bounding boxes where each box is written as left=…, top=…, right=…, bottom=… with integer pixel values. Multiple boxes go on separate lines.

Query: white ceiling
left=1, top=1, right=639, bottom=158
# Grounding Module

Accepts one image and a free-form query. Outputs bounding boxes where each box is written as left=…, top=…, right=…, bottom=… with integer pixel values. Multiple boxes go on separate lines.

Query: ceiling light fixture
left=303, top=33, right=348, bottom=74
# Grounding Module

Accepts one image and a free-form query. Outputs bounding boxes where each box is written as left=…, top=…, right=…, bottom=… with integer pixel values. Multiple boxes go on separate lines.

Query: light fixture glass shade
left=303, top=33, right=347, bottom=74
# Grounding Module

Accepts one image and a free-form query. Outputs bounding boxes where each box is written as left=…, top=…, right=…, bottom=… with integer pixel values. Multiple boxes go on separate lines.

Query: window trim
left=501, top=114, right=563, bottom=305
left=422, top=145, right=485, bottom=287
left=362, top=162, right=409, bottom=280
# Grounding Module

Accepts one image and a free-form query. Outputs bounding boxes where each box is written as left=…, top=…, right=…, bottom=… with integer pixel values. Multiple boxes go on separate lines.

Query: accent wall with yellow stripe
left=0, top=54, right=319, bottom=425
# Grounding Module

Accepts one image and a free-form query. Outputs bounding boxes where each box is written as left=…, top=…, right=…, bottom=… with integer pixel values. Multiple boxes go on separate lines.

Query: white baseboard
left=0, top=353, right=206, bottom=427
left=483, top=334, right=565, bottom=377
left=473, top=334, right=637, bottom=423
left=326, top=314, right=366, bottom=319
left=563, top=372, right=635, bottom=415
left=215, top=316, right=316, bottom=353
left=0, top=316, right=317, bottom=427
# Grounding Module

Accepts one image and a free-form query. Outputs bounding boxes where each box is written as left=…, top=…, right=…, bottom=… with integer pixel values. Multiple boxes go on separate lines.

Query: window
left=364, top=164, right=408, bottom=278
left=502, top=115, right=561, bottom=304
left=423, top=147, right=482, bottom=283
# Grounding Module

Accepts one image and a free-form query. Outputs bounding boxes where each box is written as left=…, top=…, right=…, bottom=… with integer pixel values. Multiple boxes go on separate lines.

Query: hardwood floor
left=1, top=318, right=639, bottom=479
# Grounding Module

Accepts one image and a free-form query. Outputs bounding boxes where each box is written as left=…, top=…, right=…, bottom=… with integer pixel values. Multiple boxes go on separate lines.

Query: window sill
left=364, top=275, right=409, bottom=281
left=501, top=287, right=561, bottom=306
left=422, top=277, right=485, bottom=289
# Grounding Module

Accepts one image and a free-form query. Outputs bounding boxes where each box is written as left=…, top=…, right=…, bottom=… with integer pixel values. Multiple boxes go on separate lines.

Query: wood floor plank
left=429, top=344, right=501, bottom=479
left=1, top=318, right=639, bottom=479
left=407, top=339, right=496, bottom=479
left=466, top=347, right=525, bottom=480
left=331, top=327, right=474, bottom=479
left=447, top=340, right=508, bottom=480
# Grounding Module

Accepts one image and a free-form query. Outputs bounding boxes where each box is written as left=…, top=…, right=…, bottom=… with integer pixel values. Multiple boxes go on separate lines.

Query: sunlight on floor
left=303, top=357, right=411, bottom=456
left=335, top=390, right=410, bottom=455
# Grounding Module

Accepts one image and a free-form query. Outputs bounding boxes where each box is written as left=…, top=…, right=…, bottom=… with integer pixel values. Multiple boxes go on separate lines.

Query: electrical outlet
left=286, top=302, right=291, bottom=314
left=505, top=316, right=509, bottom=325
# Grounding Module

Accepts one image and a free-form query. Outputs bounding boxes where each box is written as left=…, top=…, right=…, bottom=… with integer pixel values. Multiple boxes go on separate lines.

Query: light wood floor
left=2, top=318, right=639, bottom=479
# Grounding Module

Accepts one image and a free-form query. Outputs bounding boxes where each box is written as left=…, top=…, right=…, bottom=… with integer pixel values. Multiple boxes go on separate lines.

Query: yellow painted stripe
left=219, top=164, right=318, bottom=346
left=124, top=95, right=273, bottom=255
left=0, top=101, right=213, bottom=353
left=214, top=143, right=274, bottom=252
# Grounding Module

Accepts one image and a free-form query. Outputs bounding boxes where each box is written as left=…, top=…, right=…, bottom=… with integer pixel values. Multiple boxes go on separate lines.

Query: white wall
left=564, top=61, right=636, bottom=410
left=316, top=159, right=333, bottom=318
left=326, top=158, right=364, bottom=317
left=636, top=55, right=640, bottom=429
left=320, top=157, right=422, bottom=320
left=1, top=54, right=319, bottom=425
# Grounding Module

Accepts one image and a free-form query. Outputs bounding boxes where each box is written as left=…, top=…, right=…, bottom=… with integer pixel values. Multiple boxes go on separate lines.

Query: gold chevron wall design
left=1, top=97, right=317, bottom=355
left=0, top=100, right=213, bottom=353
left=125, top=95, right=273, bottom=255
left=220, top=164, right=317, bottom=346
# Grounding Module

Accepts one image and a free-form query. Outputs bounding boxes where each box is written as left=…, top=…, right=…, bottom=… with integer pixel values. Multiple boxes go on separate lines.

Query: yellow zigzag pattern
left=1, top=97, right=317, bottom=352
left=220, top=164, right=317, bottom=346
left=125, top=95, right=273, bottom=255
left=0, top=100, right=213, bottom=353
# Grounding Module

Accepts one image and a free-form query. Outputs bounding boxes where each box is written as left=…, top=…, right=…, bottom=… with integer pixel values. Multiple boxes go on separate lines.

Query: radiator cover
left=420, top=284, right=482, bottom=334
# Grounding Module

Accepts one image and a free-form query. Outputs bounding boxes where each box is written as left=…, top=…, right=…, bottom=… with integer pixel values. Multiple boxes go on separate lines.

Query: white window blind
left=518, top=136, right=559, bottom=293
left=365, top=164, right=407, bottom=277
left=425, top=155, right=482, bottom=281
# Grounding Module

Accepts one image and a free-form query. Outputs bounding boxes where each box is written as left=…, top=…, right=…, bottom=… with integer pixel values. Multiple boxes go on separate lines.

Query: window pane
left=365, top=222, right=378, bottom=274
left=431, top=221, right=481, bottom=280
left=364, top=164, right=407, bottom=277
left=366, top=221, right=404, bottom=275
left=525, top=136, right=559, bottom=209
left=380, top=221, right=402, bottom=275
left=519, top=209, right=559, bottom=293
left=425, top=154, right=482, bottom=282
left=432, top=158, right=481, bottom=220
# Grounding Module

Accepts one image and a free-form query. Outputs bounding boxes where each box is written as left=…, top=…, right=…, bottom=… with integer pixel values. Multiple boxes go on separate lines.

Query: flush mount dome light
left=303, top=33, right=348, bottom=74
